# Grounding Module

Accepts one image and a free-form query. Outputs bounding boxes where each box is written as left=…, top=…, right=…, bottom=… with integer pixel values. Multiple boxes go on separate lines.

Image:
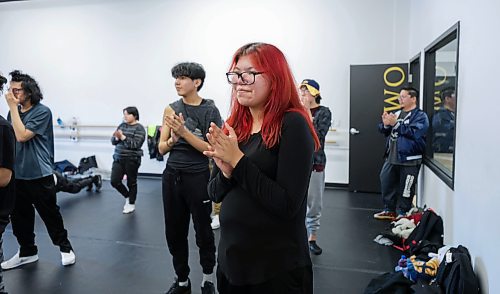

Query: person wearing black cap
left=0, top=71, right=16, bottom=294
left=299, top=79, right=332, bottom=255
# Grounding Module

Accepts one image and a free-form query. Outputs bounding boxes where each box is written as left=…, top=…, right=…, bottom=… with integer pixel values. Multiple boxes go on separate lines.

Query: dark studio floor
left=1, top=178, right=400, bottom=294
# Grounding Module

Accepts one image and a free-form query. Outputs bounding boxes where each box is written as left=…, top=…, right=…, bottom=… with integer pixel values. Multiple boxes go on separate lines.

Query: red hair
left=225, top=42, right=319, bottom=150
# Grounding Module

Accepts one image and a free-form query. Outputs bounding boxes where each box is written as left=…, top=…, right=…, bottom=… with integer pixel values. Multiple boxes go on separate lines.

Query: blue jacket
left=378, top=108, right=429, bottom=162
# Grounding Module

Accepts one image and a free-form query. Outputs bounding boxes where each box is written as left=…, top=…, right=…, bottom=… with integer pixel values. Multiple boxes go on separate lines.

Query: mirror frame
left=423, top=22, right=460, bottom=189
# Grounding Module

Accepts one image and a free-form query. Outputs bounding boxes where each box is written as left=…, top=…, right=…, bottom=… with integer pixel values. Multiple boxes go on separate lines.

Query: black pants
left=379, top=161, right=421, bottom=214
left=56, top=175, right=93, bottom=194
left=162, top=166, right=216, bottom=282
left=217, top=265, right=313, bottom=294
left=12, top=176, right=73, bottom=256
left=110, top=157, right=140, bottom=204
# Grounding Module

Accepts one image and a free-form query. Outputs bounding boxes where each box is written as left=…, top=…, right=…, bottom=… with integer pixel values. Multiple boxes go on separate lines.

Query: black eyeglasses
left=11, top=88, right=23, bottom=94
left=226, top=71, right=264, bottom=85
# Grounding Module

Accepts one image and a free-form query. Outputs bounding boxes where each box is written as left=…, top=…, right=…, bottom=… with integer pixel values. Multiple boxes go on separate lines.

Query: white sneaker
left=123, top=198, right=130, bottom=210
left=1, top=250, right=38, bottom=270
left=211, top=214, right=220, bottom=230
left=61, top=250, right=76, bottom=266
left=123, top=199, right=135, bottom=214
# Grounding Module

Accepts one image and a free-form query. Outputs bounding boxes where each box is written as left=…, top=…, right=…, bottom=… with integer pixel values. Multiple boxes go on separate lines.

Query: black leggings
left=110, top=158, right=141, bottom=204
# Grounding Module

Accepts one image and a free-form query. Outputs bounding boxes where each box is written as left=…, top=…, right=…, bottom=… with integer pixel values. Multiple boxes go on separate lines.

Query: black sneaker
left=309, top=241, right=323, bottom=255
left=165, top=279, right=191, bottom=294
left=201, top=281, right=215, bottom=294
left=86, top=180, right=93, bottom=191
left=94, top=175, right=102, bottom=192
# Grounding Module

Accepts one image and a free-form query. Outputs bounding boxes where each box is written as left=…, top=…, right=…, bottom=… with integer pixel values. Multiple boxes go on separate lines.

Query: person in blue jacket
left=374, top=87, right=429, bottom=221
left=432, top=88, right=456, bottom=153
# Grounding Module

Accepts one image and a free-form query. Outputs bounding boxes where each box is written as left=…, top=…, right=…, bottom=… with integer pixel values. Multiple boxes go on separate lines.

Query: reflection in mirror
left=431, top=38, right=457, bottom=172
left=423, top=22, right=459, bottom=188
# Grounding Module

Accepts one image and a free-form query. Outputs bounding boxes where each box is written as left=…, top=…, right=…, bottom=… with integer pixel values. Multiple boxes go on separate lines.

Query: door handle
left=350, top=128, right=360, bottom=135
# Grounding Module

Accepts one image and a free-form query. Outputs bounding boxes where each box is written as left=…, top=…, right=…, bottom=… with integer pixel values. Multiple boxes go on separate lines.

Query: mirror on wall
left=423, top=22, right=460, bottom=188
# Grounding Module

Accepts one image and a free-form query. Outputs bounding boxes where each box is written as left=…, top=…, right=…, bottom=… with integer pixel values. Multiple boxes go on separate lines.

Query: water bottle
left=57, top=117, right=65, bottom=128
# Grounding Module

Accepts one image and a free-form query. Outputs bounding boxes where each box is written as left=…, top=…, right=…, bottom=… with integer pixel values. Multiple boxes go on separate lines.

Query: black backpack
left=78, top=155, right=98, bottom=174
left=435, top=245, right=480, bottom=294
left=364, top=272, right=414, bottom=294
left=403, top=210, right=444, bottom=255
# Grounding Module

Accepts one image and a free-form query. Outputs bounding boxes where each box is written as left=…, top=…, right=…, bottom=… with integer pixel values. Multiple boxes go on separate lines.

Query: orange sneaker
left=373, top=210, right=397, bottom=221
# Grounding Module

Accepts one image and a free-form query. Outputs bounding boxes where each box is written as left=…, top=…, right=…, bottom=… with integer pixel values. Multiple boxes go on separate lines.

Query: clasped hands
left=164, top=112, right=188, bottom=146
left=113, top=129, right=126, bottom=140
left=165, top=112, right=188, bottom=139
left=203, top=122, right=244, bottom=179
left=381, top=111, right=397, bottom=127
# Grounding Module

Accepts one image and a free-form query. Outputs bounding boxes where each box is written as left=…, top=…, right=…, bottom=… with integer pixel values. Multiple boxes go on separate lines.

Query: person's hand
left=381, top=112, right=390, bottom=126
left=387, top=113, right=398, bottom=126
left=5, top=89, right=19, bottom=109
left=165, top=112, right=187, bottom=137
left=207, top=145, right=234, bottom=178
left=113, top=129, right=125, bottom=140
left=204, top=122, right=244, bottom=169
left=300, top=95, right=307, bottom=107
left=382, top=112, right=397, bottom=126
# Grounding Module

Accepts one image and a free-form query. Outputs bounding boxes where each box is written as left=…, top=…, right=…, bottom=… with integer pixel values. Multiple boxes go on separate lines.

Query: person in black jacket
left=0, top=71, right=15, bottom=294
left=299, top=79, right=332, bottom=256
left=205, top=42, right=319, bottom=294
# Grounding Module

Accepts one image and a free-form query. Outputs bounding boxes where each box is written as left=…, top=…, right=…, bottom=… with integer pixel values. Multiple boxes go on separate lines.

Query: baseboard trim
left=326, top=183, right=348, bottom=189
left=138, top=172, right=162, bottom=178
left=138, top=174, right=349, bottom=190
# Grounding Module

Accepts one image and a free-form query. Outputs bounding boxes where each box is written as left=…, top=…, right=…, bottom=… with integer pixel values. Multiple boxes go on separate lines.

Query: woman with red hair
left=205, top=43, right=319, bottom=294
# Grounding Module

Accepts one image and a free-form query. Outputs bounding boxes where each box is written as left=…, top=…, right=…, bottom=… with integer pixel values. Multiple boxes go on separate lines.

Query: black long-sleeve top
left=208, top=112, right=314, bottom=285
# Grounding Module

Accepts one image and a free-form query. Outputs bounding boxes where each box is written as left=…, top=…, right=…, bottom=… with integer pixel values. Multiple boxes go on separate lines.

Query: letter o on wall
left=384, top=66, right=405, bottom=87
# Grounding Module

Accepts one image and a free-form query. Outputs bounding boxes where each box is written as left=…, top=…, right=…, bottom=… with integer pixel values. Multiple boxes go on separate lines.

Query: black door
left=409, top=54, right=420, bottom=91
left=349, top=64, right=408, bottom=193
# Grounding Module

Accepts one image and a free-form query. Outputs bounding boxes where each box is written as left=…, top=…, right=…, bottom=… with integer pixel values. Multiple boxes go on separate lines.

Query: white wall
left=0, top=0, right=410, bottom=179
left=410, top=0, right=500, bottom=292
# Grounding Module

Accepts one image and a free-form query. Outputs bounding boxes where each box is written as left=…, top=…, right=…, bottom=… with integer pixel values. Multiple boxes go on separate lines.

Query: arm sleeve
left=24, top=107, right=51, bottom=135
left=0, top=125, right=15, bottom=171
left=231, top=112, right=314, bottom=219
left=207, top=164, right=235, bottom=203
left=315, top=108, right=332, bottom=140
left=111, top=125, right=121, bottom=145
left=378, top=122, right=392, bottom=136
left=111, top=136, right=120, bottom=145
